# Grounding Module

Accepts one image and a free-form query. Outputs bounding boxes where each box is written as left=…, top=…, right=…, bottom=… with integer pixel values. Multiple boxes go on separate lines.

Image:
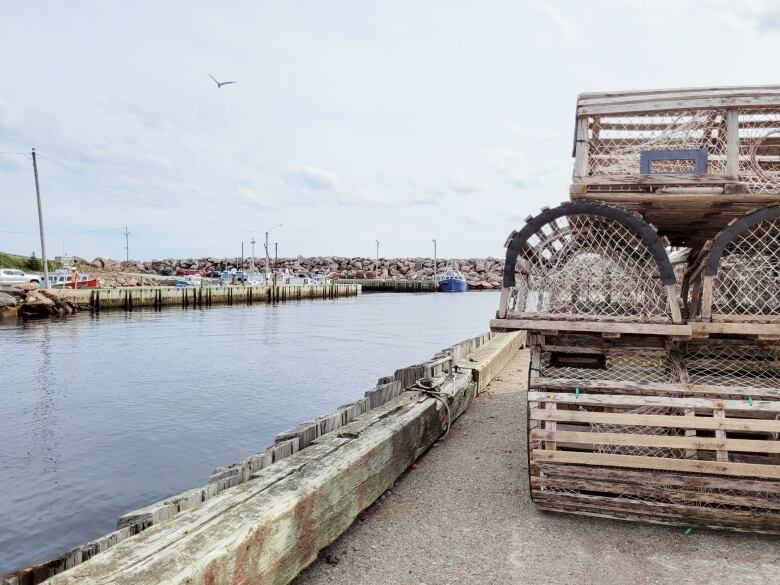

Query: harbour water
left=0, top=291, right=499, bottom=574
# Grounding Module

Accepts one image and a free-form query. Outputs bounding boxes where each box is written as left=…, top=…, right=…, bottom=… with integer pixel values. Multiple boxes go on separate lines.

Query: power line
left=35, top=152, right=258, bottom=233
left=0, top=227, right=126, bottom=235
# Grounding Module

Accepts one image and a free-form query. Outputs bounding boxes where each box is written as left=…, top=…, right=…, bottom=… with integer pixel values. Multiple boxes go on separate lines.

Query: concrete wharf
left=54, top=282, right=360, bottom=312
left=335, top=278, right=435, bottom=292
left=298, top=350, right=780, bottom=585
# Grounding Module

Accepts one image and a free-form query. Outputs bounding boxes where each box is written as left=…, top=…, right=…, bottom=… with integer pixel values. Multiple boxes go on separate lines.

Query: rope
left=408, top=377, right=453, bottom=439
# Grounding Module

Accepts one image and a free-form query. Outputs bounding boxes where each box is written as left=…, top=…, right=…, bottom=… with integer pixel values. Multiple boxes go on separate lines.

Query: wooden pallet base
left=531, top=465, right=780, bottom=534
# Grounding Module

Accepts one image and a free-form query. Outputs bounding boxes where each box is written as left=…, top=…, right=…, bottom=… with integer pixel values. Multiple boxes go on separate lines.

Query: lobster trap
left=527, top=340, right=780, bottom=533
left=492, top=85, right=780, bottom=534
left=570, top=87, right=780, bottom=250
left=498, top=201, right=682, bottom=326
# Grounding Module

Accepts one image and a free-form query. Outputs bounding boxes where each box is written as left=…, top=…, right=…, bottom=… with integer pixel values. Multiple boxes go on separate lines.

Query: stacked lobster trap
left=491, top=86, right=780, bottom=532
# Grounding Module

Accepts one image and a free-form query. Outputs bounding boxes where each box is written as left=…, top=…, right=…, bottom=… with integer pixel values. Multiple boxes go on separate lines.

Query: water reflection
left=32, top=323, right=61, bottom=522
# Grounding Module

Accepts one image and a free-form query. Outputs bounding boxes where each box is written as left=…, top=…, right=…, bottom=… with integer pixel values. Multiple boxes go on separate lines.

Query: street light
left=432, top=239, right=438, bottom=291
left=250, top=237, right=256, bottom=273
left=265, top=224, right=283, bottom=275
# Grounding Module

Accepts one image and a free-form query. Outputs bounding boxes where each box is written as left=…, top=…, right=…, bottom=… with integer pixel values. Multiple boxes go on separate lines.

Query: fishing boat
left=174, top=275, right=202, bottom=288
left=47, top=268, right=99, bottom=289
left=437, top=267, right=467, bottom=292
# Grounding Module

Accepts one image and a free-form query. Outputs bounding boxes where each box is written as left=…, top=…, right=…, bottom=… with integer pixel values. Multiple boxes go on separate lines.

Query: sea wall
left=2, top=331, right=524, bottom=585
left=75, top=256, right=505, bottom=290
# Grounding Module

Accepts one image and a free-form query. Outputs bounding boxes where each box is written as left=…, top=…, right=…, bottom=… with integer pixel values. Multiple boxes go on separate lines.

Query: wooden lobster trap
left=688, top=205, right=780, bottom=328
left=492, top=85, right=780, bottom=533
left=526, top=339, right=780, bottom=532
left=570, top=86, right=780, bottom=250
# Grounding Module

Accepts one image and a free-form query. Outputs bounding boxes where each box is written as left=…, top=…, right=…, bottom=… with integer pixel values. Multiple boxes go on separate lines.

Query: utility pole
left=124, top=226, right=130, bottom=262
left=250, top=237, right=256, bottom=273
left=31, top=149, right=49, bottom=289
left=375, top=239, right=379, bottom=262
left=274, top=242, right=278, bottom=270
left=432, top=238, right=438, bottom=292
left=241, top=241, right=244, bottom=271
left=265, top=224, right=283, bottom=275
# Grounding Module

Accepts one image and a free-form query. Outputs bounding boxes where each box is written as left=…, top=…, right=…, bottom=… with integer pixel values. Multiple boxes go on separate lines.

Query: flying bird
left=208, top=73, right=237, bottom=88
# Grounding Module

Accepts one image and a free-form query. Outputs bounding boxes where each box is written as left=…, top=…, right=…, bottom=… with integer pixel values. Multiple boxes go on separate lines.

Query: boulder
left=0, top=292, right=17, bottom=307
left=0, top=286, right=27, bottom=299
left=13, top=282, right=40, bottom=292
left=26, top=290, right=54, bottom=303
left=1, top=305, right=18, bottom=319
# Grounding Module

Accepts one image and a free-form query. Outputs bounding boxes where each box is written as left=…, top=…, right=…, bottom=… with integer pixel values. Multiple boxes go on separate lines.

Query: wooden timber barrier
left=335, top=278, right=435, bottom=292
left=3, top=331, right=525, bottom=585
left=53, top=283, right=360, bottom=312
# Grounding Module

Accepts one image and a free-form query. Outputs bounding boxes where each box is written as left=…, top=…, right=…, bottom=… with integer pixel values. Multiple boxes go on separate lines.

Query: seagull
left=208, top=73, right=237, bottom=88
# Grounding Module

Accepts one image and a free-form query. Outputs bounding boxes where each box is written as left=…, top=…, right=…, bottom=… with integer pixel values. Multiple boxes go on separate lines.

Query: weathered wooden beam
left=490, top=318, right=691, bottom=336
left=42, top=373, right=477, bottom=585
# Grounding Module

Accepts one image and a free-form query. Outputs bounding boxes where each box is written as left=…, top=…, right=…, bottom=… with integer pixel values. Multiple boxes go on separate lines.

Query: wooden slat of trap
left=535, top=463, right=780, bottom=493
left=530, top=476, right=780, bottom=511
left=530, top=409, right=780, bottom=434
left=530, top=378, right=780, bottom=399
left=530, top=430, right=780, bottom=455
left=529, top=391, right=780, bottom=412
left=532, top=491, right=780, bottom=527
left=531, top=450, right=780, bottom=480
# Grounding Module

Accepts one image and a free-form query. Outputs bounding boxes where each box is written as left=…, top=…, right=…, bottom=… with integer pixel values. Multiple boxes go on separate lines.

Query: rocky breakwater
left=82, top=256, right=506, bottom=290
left=0, top=283, right=91, bottom=320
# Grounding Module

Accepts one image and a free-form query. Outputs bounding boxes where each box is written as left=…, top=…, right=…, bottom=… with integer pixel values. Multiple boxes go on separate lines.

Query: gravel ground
left=295, top=350, right=780, bottom=585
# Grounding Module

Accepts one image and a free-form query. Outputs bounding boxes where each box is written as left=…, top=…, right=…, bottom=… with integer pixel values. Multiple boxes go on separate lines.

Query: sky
left=1, top=0, right=779, bottom=261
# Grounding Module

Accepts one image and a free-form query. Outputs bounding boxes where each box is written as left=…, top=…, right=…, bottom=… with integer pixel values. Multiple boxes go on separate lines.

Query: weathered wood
left=527, top=391, right=780, bottom=413
left=726, top=108, right=740, bottom=177
left=666, top=284, right=683, bottom=323
left=530, top=430, right=780, bottom=454
left=576, top=173, right=736, bottom=186
left=714, top=409, right=729, bottom=463
left=490, top=318, right=691, bottom=336
left=692, top=321, right=780, bottom=336
left=533, top=493, right=780, bottom=530
left=40, top=374, right=478, bottom=585
left=530, top=408, right=780, bottom=433
left=531, top=450, right=780, bottom=480
left=574, top=116, right=589, bottom=177
left=535, top=462, right=780, bottom=493
left=578, top=95, right=780, bottom=116
left=530, top=377, right=780, bottom=399
left=531, top=476, right=780, bottom=511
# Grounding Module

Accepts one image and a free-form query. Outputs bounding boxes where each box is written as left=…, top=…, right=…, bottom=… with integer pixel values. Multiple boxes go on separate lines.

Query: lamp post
left=432, top=239, right=438, bottom=291
left=265, top=224, right=283, bottom=275
left=250, top=237, right=256, bottom=273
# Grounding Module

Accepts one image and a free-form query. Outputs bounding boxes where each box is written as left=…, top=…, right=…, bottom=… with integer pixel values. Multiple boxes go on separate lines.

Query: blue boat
left=437, top=267, right=468, bottom=292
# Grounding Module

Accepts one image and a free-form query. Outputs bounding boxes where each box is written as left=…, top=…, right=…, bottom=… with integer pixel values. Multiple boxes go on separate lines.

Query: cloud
left=758, top=8, right=780, bottom=32
left=465, top=213, right=485, bottom=226
left=538, top=2, right=573, bottom=36
left=484, top=148, right=535, bottom=189
left=282, top=166, right=340, bottom=191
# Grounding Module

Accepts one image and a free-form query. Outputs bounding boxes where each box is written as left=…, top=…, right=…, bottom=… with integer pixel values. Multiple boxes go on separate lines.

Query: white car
left=0, top=268, right=41, bottom=285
